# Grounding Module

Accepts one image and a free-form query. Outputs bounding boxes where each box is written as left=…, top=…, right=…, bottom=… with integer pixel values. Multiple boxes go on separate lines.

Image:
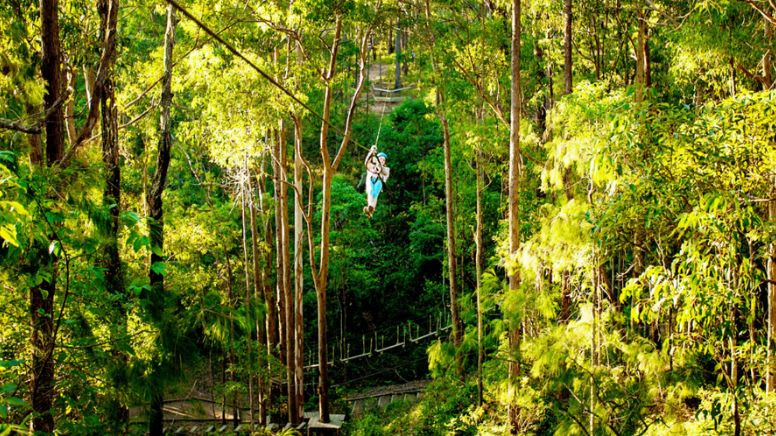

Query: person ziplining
left=363, top=145, right=389, bottom=218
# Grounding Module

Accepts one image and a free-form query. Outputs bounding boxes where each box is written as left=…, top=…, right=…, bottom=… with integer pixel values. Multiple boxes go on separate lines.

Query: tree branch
left=0, top=94, right=69, bottom=134
left=743, top=0, right=776, bottom=24
left=62, top=0, right=119, bottom=163
left=332, top=28, right=374, bottom=171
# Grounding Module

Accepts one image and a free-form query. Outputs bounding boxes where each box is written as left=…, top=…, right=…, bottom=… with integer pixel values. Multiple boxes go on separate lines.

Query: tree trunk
left=423, top=0, right=463, bottom=380
left=440, top=107, right=463, bottom=379
left=29, top=0, right=66, bottom=431
left=388, top=19, right=394, bottom=54
left=292, top=115, right=305, bottom=423
left=277, top=119, right=297, bottom=425
left=41, top=0, right=65, bottom=165
left=635, top=4, right=649, bottom=101
left=564, top=0, right=573, bottom=94
left=239, top=180, right=256, bottom=426
left=65, top=67, right=77, bottom=146
left=560, top=271, right=571, bottom=323
left=247, top=168, right=267, bottom=425
left=27, top=103, right=44, bottom=165
left=475, top=127, right=484, bottom=407
left=317, top=168, right=333, bottom=423
left=764, top=13, right=773, bottom=90
left=395, top=21, right=402, bottom=89
left=274, top=129, right=286, bottom=365
left=314, top=17, right=341, bottom=422
left=29, top=264, right=56, bottom=434
left=402, top=30, right=409, bottom=75
left=223, top=250, right=238, bottom=425
left=768, top=182, right=776, bottom=393
left=147, top=6, right=176, bottom=434
left=96, top=0, right=126, bottom=428
left=312, top=16, right=369, bottom=423
left=508, top=0, right=522, bottom=432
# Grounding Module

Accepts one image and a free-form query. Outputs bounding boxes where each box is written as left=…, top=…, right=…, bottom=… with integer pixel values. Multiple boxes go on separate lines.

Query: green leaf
left=5, top=397, right=26, bottom=407
left=0, top=225, right=18, bottom=247
left=151, top=244, right=164, bottom=256
left=0, top=360, right=23, bottom=369
left=120, top=211, right=140, bottom=226
left=48, top=240, right=61, bottom=256
left=150, top=262, right=167, bottom=276
left=132, top=235, right=149, bottom=251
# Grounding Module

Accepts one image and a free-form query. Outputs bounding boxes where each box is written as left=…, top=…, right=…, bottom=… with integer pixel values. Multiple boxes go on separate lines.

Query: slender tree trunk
left=29, top=263, right=56, bottom=434
left=247, top=169, right=267, bottom=425
left=27, top=103, right=44, bottom=165
left=278, top=119, right=297, bottom=425
left=508, top=0, right=522, bottom=432
left=317, top=167, right=333, bottom=423
left=312, top=16, right=369, bottom=423
left=768, top=182, right=776, bottom=393
left=764, top=13, right=773, bottom=90
left=395, top=20, right=402, bottom=89
left=147, top=6, right=176, bottom=434
left=274, top=129, right=286, bottom=365
left=224, top=250, right=237, bottom=425
left=424, top=0, right=463, bottom=380
left=475, top=133, right=484, bottom=407
left=65, top=67, right=77, bottom=146
left=292, top=115, right=305, bottom=423
left=101, top=45, right=128, bottom=436
left=314, top=18, right=341, bottom=421
left=402, top=30, right=409, bottom=75
left=388, top=19, right=394, bottom=54
left=29, top=0, right=66, bottom=431
left=564, top=0, right=573, bottom=94
left=280, top=125, right=292, bottom=372
left=96, top=0, right=126, bottom=429
left=240, top=180, right=256, bottom=426
left=635, top=3, right=649, bottom=101
left=439, top=108, right=463, bottom=379
left=41, top=0, right=64, bottom=165
left=83, top=65, right=95, bottom=109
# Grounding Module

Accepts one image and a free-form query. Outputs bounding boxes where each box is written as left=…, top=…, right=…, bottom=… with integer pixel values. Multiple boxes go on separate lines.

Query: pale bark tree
left=307, top=16, right=373, bottom=422
left=292, top=114, right=305, bottom=423
left=247, top=165, right=269, bottom=424
left=423, top=0, right=464, bottom=379
left=508, top=0, right=522, bottom=432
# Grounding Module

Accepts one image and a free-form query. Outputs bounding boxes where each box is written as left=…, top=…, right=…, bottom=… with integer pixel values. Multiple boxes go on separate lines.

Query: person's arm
left=365, top=145, right=377, bottom=166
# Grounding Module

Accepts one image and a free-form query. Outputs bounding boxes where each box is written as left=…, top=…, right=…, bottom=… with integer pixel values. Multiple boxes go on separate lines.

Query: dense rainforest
left=1, top=0, right=776, bottom=434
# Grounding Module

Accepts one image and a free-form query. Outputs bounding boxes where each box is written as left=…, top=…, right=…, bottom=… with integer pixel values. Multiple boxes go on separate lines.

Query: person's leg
left=365, top=176, right=375, bottom=215
left=368, top=179, right=382, bottom=216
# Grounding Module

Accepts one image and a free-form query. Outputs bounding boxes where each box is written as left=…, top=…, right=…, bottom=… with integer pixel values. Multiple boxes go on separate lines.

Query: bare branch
left=62, top=0, right=120, bottom=164
left=0, top=94, right=69, bottom=135
left=743, top=0, right=776, bottom=24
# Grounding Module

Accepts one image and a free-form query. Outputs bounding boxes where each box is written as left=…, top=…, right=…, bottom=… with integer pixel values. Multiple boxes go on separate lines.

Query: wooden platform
left=304, top=412, right=345, bottom=435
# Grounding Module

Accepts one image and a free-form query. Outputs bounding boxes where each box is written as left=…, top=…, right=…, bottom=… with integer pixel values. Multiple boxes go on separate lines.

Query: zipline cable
left=162, top=0, right=374, bottom=152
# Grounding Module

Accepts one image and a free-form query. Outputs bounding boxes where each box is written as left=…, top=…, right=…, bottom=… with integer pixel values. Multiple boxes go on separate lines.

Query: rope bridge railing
left=303, top=309, right=452, bottom=371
